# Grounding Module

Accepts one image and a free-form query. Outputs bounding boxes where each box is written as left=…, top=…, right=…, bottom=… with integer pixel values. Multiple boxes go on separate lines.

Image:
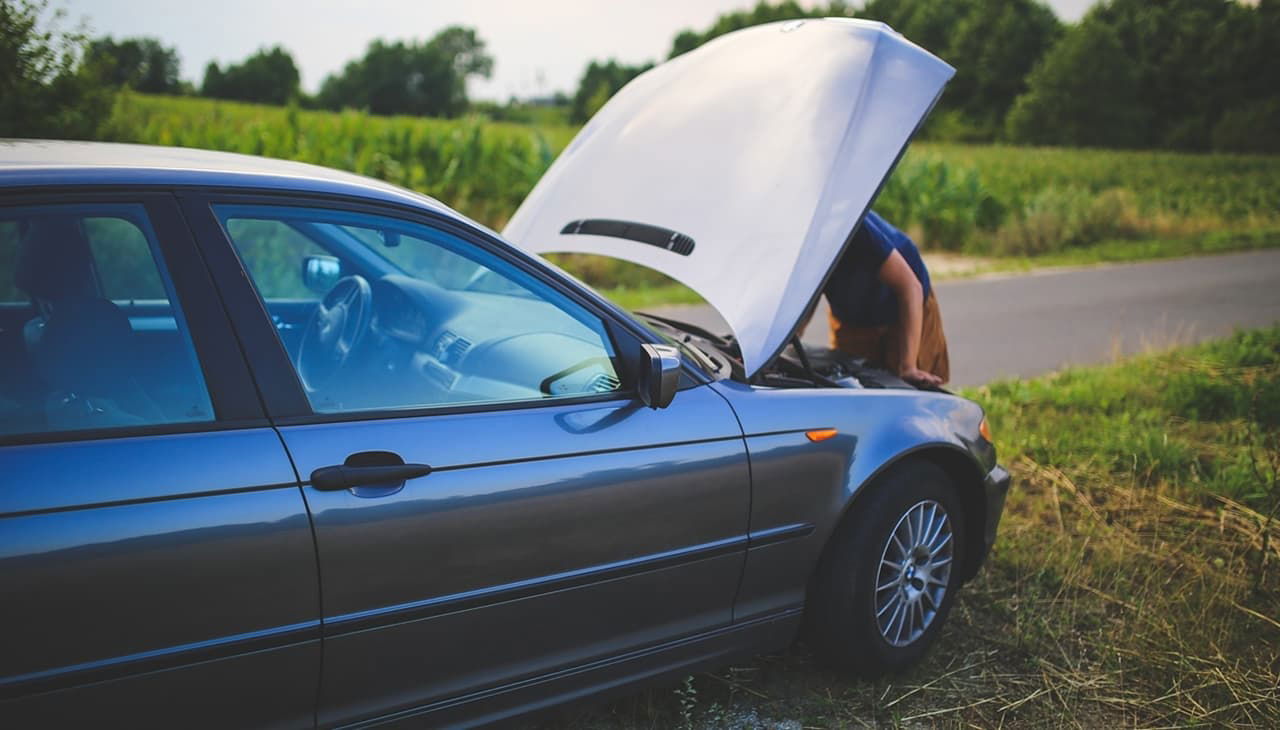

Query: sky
left=59, top=0, right=1095, bottom=101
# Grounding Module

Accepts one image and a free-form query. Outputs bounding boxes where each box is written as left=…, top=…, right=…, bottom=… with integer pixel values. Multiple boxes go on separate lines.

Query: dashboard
left=349, top=274, right=624, bottom=410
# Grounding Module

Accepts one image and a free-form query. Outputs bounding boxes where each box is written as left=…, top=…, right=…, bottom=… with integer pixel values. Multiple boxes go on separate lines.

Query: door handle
left=310, top=451, right=432, bottom=491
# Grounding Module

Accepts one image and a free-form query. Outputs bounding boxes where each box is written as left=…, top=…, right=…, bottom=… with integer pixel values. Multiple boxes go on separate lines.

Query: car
left=0, top=18, right=1009, bottom=729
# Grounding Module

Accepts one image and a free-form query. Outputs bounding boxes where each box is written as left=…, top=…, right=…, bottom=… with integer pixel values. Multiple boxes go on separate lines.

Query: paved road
left=652, top=249, right=1280, bottom=386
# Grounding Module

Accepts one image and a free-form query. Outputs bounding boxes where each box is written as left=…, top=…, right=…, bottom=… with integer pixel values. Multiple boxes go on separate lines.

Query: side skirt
left=349, top=607, right=804, bottom=729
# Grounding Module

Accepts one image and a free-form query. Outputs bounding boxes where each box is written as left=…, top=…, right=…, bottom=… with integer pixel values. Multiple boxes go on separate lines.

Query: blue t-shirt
left=823, top=211, right=931, bottom=327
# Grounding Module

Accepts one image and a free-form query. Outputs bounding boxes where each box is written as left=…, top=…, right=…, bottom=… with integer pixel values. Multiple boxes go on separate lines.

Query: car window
left=340, top=224, right=527, bottom=297
left=0, top=203, right=214, bottom=437
left=224, top=218, right=332, bottom=299
left=84, top=217, right=169, bottom=301
left=215, top=204, right=624, bottom=415
left=0, top=221, right=27, bottom=303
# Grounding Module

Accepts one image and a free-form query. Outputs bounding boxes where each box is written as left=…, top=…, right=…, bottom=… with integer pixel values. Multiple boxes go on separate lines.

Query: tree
left=426, top=25, right=493, bottom=79
left=1005, top=19, right=1146, bottom=148
left=569, top=60, right=652, bottom=123
left=1211, top=98, right=1280, bottom=154
left=1002, top=0, right=1279, bottom=151
left=1207, top=0, right=1280, bottom=153
left=202, top=46, right=300, bottom=105
left=0, top=0, right=111, bottom=138
left=667, top=1, right=849, bottom=58
left=858, top=0, right=965, bottom=58
left=944, top=0, right=1061, bottom=131
left=86, top=36, right=182, bottom=94
left=861, top=0, right=1060, bottom=138
left=567, top=2, right=848, bottom=124
left=316, top=26, right=493, bottom=117
left=318, top=40, right=455, bottom=116
left=651, top=0, right=1060, bottom=139
left=1087, top=0, right=1279, bottom=150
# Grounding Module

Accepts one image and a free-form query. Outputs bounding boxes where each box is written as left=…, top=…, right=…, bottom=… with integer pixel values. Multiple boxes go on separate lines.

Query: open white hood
left=503, top=18, right=954, bottom=377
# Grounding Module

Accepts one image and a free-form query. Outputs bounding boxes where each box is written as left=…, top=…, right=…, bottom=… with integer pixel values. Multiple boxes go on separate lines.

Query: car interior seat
left=15, top=216, right=164, bottom=430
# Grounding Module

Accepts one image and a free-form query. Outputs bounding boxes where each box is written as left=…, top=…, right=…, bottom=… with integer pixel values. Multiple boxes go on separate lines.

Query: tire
left=805, top=459, right=966, bottom=677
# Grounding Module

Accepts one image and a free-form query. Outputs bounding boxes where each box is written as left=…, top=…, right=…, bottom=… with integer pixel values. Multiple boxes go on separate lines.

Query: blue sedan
left=0, top=19, right=1009, bottom=729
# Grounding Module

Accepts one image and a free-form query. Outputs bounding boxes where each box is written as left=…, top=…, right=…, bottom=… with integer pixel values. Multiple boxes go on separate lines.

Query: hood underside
left=504, top=18, right=954, bottom=377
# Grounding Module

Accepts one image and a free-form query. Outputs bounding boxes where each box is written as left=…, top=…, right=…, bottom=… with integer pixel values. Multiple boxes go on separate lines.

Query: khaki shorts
left=828, top=291, right=951, bottom=383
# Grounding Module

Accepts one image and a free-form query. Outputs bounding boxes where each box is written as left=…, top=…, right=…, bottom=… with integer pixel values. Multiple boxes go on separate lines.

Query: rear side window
left=0, top=221, right=20, bottom=303
left=84, top=217, right=168, bottom=301
left=0, top=203, right=214, bottom=438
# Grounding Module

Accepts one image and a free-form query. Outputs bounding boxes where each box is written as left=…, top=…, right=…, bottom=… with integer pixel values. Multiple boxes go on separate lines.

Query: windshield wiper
left=636, top=313, right=734, bottom=378
left=635, top=312, right=731, bottom=347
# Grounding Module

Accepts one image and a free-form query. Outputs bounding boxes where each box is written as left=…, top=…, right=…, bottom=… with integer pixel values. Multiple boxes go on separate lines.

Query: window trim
left=179, top=189, right=669, bottom=425
left=0, top=190, right=267, bottom=447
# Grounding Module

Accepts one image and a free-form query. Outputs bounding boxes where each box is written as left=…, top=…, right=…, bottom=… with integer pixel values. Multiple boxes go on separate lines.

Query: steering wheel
left=297, top=275, right=373, bottom=392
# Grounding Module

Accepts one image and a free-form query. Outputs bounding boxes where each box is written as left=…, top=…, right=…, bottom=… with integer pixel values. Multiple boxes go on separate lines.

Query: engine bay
left=637, top=314, right=919, bottom=391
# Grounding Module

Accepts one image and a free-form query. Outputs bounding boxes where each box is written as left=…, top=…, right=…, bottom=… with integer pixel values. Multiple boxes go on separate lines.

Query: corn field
left=103, top=93, right=1280, bottom=262
left=102, top=92, right=575, bottom=229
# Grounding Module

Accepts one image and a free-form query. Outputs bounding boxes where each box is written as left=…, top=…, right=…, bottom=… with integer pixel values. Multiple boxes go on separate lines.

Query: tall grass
left=101, top=92, right=575, bottom=229
left=880, top=144, right=1280, bottom=255
left=101, top=93, right=1280, bottom=268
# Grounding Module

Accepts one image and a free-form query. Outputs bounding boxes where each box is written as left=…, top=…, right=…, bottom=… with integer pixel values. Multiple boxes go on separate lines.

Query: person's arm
left=878, top=250, right=942, bottom=387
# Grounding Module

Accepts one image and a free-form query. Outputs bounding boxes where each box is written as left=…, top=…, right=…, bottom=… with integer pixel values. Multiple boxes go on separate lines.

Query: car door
left=182, top=195, right=751, bottom=726
left=0, top=194, right=320, bottom=727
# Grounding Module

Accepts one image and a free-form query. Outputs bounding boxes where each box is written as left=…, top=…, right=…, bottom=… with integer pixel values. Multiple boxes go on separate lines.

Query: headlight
left=979, top=416, right=993, bottom=444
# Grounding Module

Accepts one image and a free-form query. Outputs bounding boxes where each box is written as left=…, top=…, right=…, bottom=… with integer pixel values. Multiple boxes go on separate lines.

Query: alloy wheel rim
left=873, top=499, right=953, bottom=647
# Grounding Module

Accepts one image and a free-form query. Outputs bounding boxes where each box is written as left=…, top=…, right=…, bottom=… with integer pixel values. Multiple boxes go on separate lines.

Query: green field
left=525, top=328, right=1280, bottom=729
left=102, top=93, right=1280, bottom=298
left=102, top=92, right=576, bottom=230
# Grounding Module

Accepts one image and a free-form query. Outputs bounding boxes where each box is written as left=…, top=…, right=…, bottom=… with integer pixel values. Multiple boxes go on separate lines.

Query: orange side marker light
left=806, top=428, right=838, bottom=442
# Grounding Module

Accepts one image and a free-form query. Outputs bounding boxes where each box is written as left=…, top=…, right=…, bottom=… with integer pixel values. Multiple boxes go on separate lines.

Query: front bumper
left=970, top=463, right=1011, bottom=577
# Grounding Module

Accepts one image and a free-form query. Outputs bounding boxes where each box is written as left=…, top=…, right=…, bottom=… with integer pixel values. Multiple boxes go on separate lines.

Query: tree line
left=0, top=0, right=494, bottom=136
left=572, top=0, right=1280, bottom=153
left=2, top=0, right=1277, bottom=153
left=113, top=26, right=493, bottom=118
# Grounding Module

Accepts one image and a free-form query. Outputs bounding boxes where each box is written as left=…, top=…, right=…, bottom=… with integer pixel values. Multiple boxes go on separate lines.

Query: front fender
left=707, top=381, right=992, bottom=621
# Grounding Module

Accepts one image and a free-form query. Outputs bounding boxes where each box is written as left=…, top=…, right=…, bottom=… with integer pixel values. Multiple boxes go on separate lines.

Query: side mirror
left=638, top=344, right=681, bottom=409
left=303, top=255, right=342, bottom=293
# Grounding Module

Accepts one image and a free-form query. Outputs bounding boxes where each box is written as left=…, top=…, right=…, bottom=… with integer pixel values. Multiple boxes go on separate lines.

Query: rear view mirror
left=303, top=255, right=342, bottom=293
left=638, top=344, right=681, bottom=409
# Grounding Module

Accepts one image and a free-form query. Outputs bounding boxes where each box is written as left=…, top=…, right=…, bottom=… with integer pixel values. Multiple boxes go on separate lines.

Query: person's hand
left=900, top=366, right=943, bottom=388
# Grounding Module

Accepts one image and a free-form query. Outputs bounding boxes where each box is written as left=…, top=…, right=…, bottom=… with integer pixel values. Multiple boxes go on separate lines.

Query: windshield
left=329, top=223, right=536, bottom=299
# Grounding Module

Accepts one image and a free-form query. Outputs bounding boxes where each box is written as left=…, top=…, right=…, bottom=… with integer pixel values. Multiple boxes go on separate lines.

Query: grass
left=924, top=227, right=1280, bottom=282
left=998, top=227, right=1280, bottom=270
left=599, top=283, right=704, bottom=310
left=100, top=91, right=575, bottom=229
left=918, top=143, right=1280, bottom=225
left=523, top=327, right=1280, bottom=728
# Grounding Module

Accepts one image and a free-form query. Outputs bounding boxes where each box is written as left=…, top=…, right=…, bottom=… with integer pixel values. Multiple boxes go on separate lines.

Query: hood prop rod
left=792, top=333, right=814, bottom=375
left=756, top=333, right=838, bottom=387
left=790, top=333, right=843, bottom=388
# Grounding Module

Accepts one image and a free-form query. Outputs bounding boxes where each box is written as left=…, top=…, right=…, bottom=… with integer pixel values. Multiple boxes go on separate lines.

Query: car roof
left=0, top=139, right=457, bottom=216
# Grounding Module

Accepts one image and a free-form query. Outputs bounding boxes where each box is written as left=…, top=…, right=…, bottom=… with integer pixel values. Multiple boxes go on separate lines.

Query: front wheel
left=805, top=460, right=965, bottom=677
